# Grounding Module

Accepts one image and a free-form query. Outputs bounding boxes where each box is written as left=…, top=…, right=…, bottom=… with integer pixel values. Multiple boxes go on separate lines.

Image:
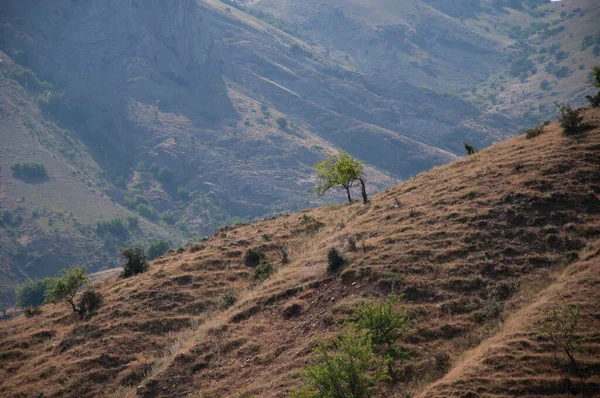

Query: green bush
left=556, top=104, right=585, bottom=136
left=355, top=294, right=410, bottom=360
left=220, top=290, right=238, bottom=309
left=565, top=250, right=579, bottom=263
left=525, top=124, right=545, bottom=139
left=120, top=247, right=149, bottom=278
left=146, top=239, right=171, bottom=260
left=10, top=162, right=48, bottom=180
left=126, top=215, right=139, bottom=229
left=586, top=66, right=600, bottom=108
left=326, top=247, right=346, bottom=274
left=539, top=79, right=551, bottom=91
left=244, top=248, right=263, bottom=267
left=292, top=329, right=389, bottom=398
left=463, top=142, right=478, bottom=156
left=254, top=260, right=273, bottom=281
left=275, top=117, right=288, bottom=130
left=15, top=278, right=51, bottom=308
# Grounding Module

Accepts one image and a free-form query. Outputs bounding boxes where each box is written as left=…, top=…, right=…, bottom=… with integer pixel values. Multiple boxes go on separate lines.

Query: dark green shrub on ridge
left=120, top=247, right=149, bottom=278
left=326, top=247, right=346, bottom=274
left=10, top=162, right=48, bottom=180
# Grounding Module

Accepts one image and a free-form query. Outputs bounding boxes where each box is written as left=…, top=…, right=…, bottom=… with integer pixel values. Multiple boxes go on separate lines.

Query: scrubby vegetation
left=254, top=259, right=273, bottom=281
left=586, top=66, right=600, bottom=108
left=96, top=217, right=129, bottom=238
left=10, top=162, right=48, bottom=180
left=326, top=247, right=346, bottom=274
left=120, top=247, right=149, bottom=278
left=556, top=103, right=585, bottom=136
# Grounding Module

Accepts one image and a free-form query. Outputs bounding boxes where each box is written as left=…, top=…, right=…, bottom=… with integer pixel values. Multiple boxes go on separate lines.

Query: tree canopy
left=44, top=266, right=90, bottom=313
left=313, top=151, right=368, bottom=204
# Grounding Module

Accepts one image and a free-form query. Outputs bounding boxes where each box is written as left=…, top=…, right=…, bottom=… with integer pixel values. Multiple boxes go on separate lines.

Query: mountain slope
left=1, top=108, right=599, bottom=397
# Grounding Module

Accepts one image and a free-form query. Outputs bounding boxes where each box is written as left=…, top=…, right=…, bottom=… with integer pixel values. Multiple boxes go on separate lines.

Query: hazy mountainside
left=0, top=0, right=596, bottom=306
left=249, top=0, right=600, bottom=126
left=0, top=54, right=186, bottom=305
left=0, top=109, right=599, bottom=397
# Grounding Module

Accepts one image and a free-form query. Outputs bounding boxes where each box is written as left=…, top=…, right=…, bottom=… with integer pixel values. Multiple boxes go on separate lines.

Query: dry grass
left=1, top=109, right=600, bottom=397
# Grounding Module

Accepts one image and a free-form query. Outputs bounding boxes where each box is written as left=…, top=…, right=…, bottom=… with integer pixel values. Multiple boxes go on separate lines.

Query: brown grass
left=1, top=109, right=600, bottom=397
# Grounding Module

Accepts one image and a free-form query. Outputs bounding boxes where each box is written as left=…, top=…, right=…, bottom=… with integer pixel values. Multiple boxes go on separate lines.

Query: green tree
left=44, top=266, right=90, bottom=313
left=15, top=278, right=51, bottom=308
left=313, top=151, right=368, bottom=204
left=292, top=330, right=389, bottom=398
left=537, top=298, right=582, bottom=367
left=146, top=239, right=171, bottom=260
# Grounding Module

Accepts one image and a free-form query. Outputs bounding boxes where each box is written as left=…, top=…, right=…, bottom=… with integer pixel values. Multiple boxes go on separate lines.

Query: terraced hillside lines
left=1, top=109, right=600, bottom=398
left=420, top=248, right=600, bottom=397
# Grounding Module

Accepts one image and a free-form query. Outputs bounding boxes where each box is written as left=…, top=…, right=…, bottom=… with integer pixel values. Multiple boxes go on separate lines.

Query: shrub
left=154, top=167, right=175, bottom=185
left=220, top=290, right=237, bottom=309
left=565, top=250, right=579, bottom=263
left=463, top=142, right=478, bottom=156
left=275, top=117, right=288, bottom=130
left=146, top=239, right=171, bottom=261
left=77, top=289, right=103, bottom=319
left=15, top=278, right=51, bottom=308
left=537, top=297, right=582, bottom=367
left=292, top=329, right=388, bottom=398
left=189, top=243, right=204, bottom=253
left=586, top=66, right=600, bottom=108
left=6, top=66, right=53, bottom=93
left=44, top=266, right=90, bottom=314
left=525, top=124, right=545, bottom=139
left=326, top=247, right=346, bottom=274
left=24, top=307, right=42, bottom=318
left=244, top=248, right=263, bottom=267
left=120, top=247, right=149, bottom=278
left=473, top=294, right=502, bottom=323
left=10, top=162, right=48, bottom=180
left=355, top=294, right=410, bottom=360
left=556, top=104, right=585, bottom=136
left=254, top=260, right=273, bottom=281
left=465, top=190, right=478, bottom=200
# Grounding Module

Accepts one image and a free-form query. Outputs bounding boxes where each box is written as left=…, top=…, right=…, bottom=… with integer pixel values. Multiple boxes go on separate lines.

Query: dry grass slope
left=0, top=109, right=599, bottom=397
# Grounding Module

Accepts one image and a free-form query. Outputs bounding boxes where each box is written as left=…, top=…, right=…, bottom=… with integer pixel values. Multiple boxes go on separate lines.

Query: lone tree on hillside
left=313, top=151, right=368, bottom=204
left=586, top=65, right=600, bottom=108
left=44, top=266, right=90, bottom=314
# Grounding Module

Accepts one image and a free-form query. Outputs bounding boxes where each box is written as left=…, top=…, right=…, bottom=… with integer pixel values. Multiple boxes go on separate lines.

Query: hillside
left=1, top=108, right=599, bottom=397
left=1, top=0, right=597, bottom=303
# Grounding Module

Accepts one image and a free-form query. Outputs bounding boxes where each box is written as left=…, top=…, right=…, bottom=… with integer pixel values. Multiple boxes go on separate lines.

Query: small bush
left=77, top=289, right=103, bottom=318
left=565, top=250, right=579, bottom=263
left=525, top=124, right=545, bottom=139
left=10, top=162, right=48, bottom=180
left=96, top=217, right=129, bottom=238
left=44, top=266, right=90, bottom=313
left=24, top=307, right=42, bottom=318
left=136, top=203, right=157, bottom=220
left=126, top=215, right=139, bottom=229
left=254, top=260, right=273, bottom=281
left=244, top=248, right=263, bottom=267
left=326, top=247, right=346, bottom=274
left=465, top=190, right=478, bottom=200
left=556, top=104, right=585, bottom=136
left=463, top=142, right=478, bottom=156
left=355, top=294, right=410, bottom=360
left=220, top=290, right=237, bottom=309
left=473, top=295, right=502, bottom=323
left=120, top=247, right=149, bottom=278
left=15, top=278, right=51, bottom=308
left=275, top=117, right=288, bottom=130
left=189, top=243, right=204, bottom=253
left=292, top=329, right=388, bottom=398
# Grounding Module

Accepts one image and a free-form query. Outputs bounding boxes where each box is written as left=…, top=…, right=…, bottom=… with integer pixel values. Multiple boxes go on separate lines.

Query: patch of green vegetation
left=146, top=239, right=171, bottom=261
left=10, top=162, right=48, bottom=180
left=4, top=65, right=52, bottom=93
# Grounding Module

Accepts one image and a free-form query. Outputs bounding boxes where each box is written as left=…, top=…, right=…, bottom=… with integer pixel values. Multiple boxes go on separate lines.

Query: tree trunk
left=359, top=178, right=368, bottom=204
left=67, top=298, right=78, bottom=314
left=345, top=186, right=352, bottom=203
